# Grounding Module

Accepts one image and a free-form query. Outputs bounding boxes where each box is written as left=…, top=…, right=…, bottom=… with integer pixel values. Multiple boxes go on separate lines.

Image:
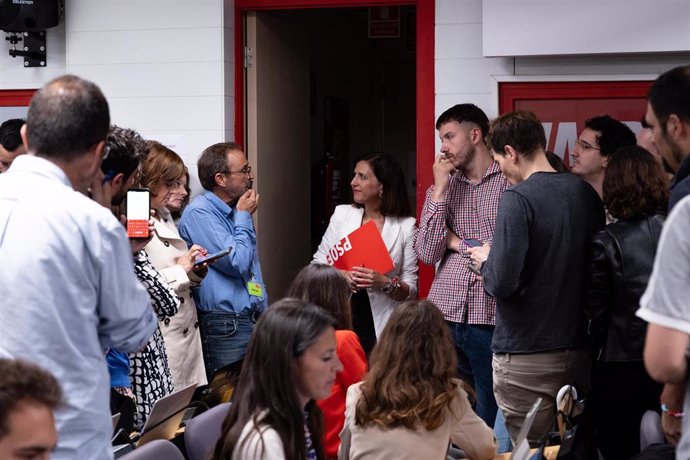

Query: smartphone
left=467, top=263, right=482, bottom=276
left=193, top=247, right=232, bottom=269
left=126, top=188, right=151, bottom=239
left=462, top=238, right=483, bottom=248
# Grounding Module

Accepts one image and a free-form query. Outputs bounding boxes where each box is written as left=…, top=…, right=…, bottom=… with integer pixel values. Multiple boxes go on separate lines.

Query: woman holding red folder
left=313, top=152, right=418, bottom=355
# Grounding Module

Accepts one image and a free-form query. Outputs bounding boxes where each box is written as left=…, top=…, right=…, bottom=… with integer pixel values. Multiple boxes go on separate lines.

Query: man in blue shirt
left=180, top=142, right=266, bottom=377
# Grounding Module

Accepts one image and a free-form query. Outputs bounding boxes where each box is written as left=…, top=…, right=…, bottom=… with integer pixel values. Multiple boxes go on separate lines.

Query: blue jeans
left=447, top=321, right=498, bottom=427
left=198, top=308, right=259, bottom=378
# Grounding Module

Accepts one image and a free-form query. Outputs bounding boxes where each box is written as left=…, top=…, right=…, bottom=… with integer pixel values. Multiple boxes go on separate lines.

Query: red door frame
left=0, top=90, right=35, bottom=107
left=234, top=0, right=435, bottom=296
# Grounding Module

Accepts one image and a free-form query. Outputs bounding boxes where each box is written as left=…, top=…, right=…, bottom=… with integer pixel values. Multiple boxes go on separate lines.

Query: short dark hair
left=101, top=125, right=146, bottom=182
left=603, top=145, right=668, bottom=220
left=487, top=111, right=546, bottom=159
left=583, top=115, right=636, bottom=157
left=352, top=152, right=411, bottom=217
left=648, top=65, right=690, bottom=127
left=198, top=142, right=243, bottom=191
left=0, top=118, right=24, bottom=151
left=436, top=104, right=490, bottom=139
left=25, top=75, right=110, bottom=160
left=0, top=358, right=62, bottom=439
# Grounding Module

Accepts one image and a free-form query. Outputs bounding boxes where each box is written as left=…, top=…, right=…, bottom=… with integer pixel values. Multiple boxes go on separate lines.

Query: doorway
left=235, top=0, right=434, bottom=299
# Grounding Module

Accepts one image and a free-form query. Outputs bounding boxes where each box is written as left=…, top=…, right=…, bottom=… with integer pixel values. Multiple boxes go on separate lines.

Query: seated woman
left=313, top=152, right=418, bottom=355
left=287, top=263, right=367, bottom=460
left=339, top=300, right=496, bottom=460
left=585, top=145, right=667, bottom=460
left=213, top=299, right=343, bottom=460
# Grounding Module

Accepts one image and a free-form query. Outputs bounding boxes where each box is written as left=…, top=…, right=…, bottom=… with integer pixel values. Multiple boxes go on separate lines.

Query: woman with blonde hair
left=339, top=300, right=496, bottom=460
left=139, top=140, right=208, bottom=388
left=287, top=263, right=367, bottom=460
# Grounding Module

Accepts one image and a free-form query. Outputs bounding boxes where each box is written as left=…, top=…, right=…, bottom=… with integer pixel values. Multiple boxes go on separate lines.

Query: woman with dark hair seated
left=213, top=299, right=343, bottom=460
left=339, top=300, right=496, bottom=460
left=313, top=152, right=418, bottom=355
left=287, top=263, right=367, bottom=460
left=585, top=145, right=667, bottom=460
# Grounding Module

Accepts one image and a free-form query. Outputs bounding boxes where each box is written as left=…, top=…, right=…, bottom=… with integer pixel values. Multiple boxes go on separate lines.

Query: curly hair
left=355, top=300, right=459, bottom=431
left=603, top=145, right=668, bottom=220
left=584, top=115, right=636, bottom=157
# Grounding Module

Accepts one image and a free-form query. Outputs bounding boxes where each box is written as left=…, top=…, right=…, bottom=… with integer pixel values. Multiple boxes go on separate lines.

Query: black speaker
left=0, top=0, right=60, bottom=32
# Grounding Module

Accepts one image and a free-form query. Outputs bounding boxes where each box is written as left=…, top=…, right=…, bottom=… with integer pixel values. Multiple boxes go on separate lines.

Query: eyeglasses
left=223, top=165, right=252, bottom=176
left=573, top=139, right=600, bottom=152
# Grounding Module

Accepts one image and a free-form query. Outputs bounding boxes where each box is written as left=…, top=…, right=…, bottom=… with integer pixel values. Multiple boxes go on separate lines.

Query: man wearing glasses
left=179, top=142, right=265, bottom=378
left=570, top=114, right=636, bottom=201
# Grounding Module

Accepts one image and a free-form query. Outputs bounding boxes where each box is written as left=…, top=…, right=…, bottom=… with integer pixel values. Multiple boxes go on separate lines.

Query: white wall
left=434, top=0, right=690, bottom=151
left=484, top=1, right=690, bottom=57
left=67, top=0, right=235, bottom=192
left=4, top=0, right=690, bottom=183
left=1, top=0, right=236, bottom=194
left=0, top=25, right=66, bottom=89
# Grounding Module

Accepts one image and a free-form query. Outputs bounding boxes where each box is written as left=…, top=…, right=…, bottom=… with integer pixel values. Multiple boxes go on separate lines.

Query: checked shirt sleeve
left=415, top=186, right=449, bottom=265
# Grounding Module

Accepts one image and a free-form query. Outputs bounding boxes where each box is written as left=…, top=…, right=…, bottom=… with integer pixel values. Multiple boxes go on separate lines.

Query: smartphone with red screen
left=126, top=188, right=150, bottom=239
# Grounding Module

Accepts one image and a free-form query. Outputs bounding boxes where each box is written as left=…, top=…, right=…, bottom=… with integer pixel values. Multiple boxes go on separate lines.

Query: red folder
left=327, top=220, right=395, bottom=274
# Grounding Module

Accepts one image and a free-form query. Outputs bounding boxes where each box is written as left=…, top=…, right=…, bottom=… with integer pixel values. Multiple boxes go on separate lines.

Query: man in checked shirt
left=414, top=104, right=509, bottom=428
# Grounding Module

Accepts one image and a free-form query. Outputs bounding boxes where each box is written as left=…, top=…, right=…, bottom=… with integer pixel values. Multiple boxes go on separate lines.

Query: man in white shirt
left=0, top=75, right=157, bottom=459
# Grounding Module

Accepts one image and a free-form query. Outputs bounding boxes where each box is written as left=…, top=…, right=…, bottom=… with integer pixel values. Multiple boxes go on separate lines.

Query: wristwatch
left=382, top=276, right=400, bottom=295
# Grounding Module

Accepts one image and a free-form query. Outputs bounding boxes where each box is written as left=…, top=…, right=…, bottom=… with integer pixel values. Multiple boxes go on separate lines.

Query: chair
left=120, top=439, right=184, bottom=460
left=185, top=402, right=232, bottom=460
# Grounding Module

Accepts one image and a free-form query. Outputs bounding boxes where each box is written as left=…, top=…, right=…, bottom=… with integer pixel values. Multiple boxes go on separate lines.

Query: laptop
left=192, top=359, right=243, bottom=406
left=510, top=397, right=543, bottom=460
left=135, top=383, right=197, bottom=447
left=111, top=413, right=121, bottom=433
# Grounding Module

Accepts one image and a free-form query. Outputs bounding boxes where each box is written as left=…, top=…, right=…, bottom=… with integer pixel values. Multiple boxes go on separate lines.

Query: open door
left=236, top=0, right=435, bottom=297
left=245, top=11, right=311, bottom=298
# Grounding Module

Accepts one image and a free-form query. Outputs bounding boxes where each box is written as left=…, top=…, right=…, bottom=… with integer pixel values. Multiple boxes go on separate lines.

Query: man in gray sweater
left=468, top=111, right=604, bottom=445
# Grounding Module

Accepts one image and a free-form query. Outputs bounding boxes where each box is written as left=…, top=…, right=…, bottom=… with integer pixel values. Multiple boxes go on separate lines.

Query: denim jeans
left=447, top=321, right=498, bottom=427
left=197, top=308, right=260, bottom=379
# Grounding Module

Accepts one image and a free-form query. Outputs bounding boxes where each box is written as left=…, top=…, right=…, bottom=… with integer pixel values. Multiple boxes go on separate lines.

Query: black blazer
left=585, top=213, right=665, bottom=362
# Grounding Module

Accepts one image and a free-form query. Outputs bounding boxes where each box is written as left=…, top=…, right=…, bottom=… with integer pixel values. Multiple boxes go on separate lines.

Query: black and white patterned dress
left=130, top=250, right=180, bottom=430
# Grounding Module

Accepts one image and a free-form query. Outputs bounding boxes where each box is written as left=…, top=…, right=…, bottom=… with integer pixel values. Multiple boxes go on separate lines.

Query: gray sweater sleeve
left=482, top=190, right=530, bottom=300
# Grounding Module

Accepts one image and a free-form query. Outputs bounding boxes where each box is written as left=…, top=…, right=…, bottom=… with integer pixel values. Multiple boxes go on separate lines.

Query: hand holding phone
left=126, top=189, right=151, bottom=239
left=462, top=238, right=483, bottom=248
left=193, top=247, right=232, bottom=269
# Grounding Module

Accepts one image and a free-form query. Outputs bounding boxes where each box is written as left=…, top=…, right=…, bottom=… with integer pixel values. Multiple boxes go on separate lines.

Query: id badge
left=247, top=281, right=264, bottom=299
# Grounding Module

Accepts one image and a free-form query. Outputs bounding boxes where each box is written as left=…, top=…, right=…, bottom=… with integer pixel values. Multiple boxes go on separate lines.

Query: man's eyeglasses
left=573, top=139, right=600, bottom=152
left=224, top=165, right=252, bottom=176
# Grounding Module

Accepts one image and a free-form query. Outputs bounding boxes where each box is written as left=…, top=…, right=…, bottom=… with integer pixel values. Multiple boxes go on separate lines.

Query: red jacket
left=317, top=330, right=367, bottom=459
